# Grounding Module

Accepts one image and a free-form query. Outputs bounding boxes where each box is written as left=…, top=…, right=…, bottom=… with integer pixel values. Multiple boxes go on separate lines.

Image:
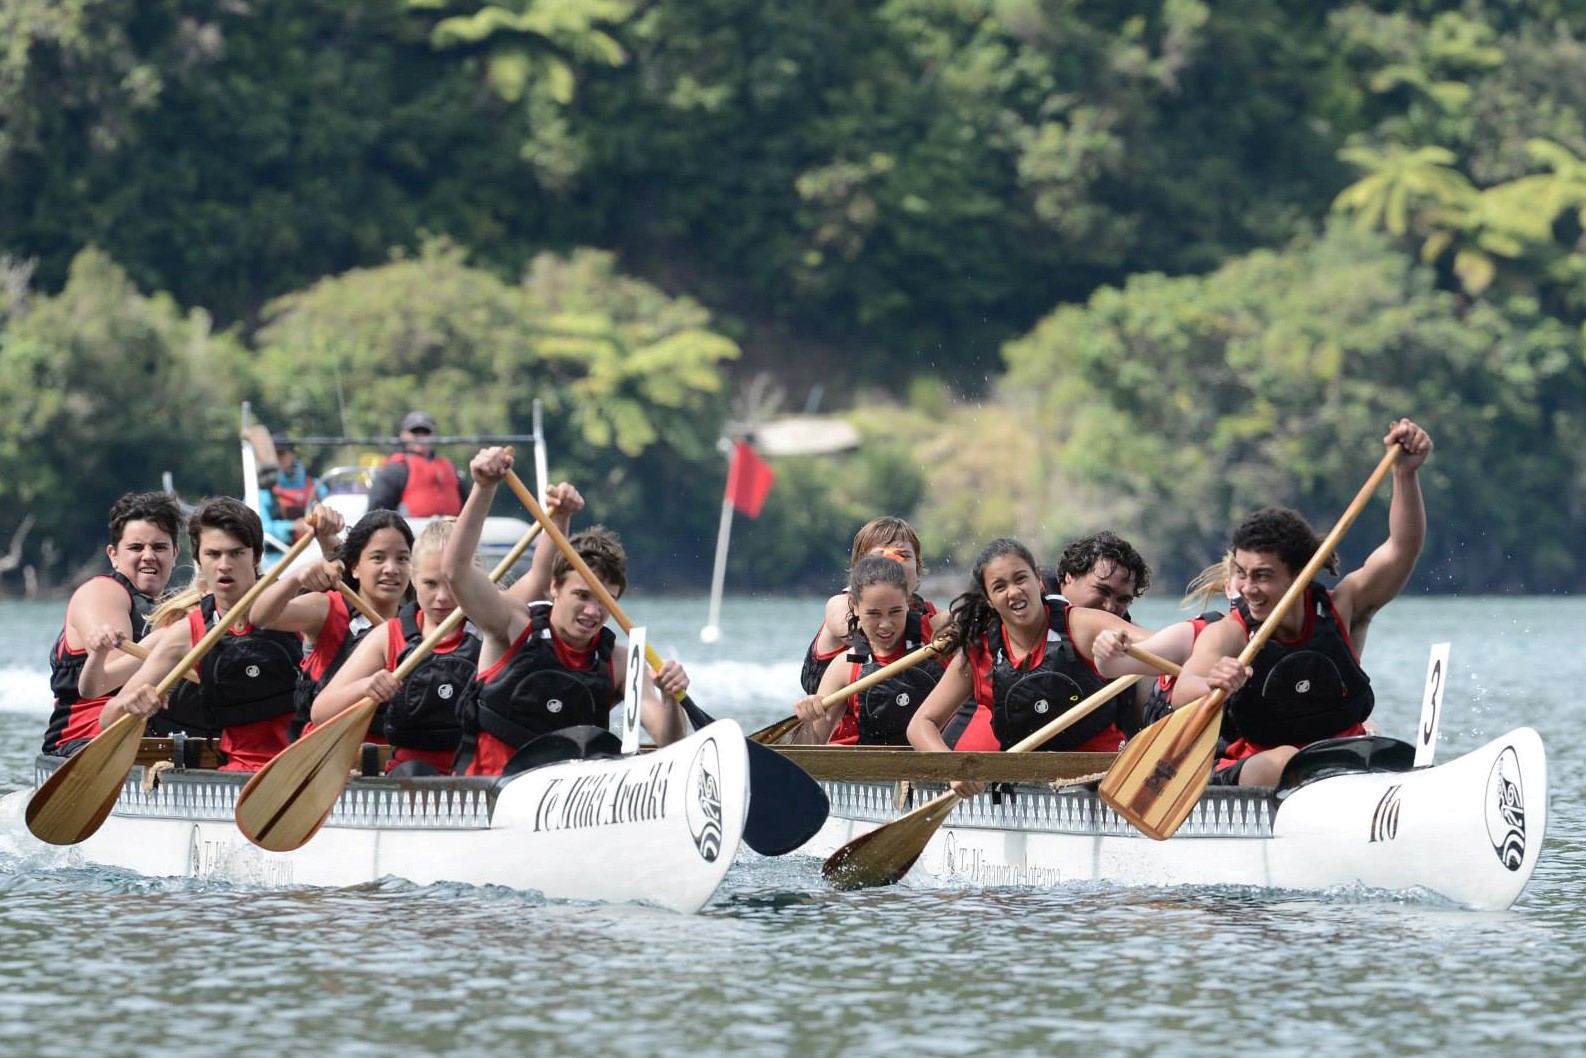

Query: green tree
left=0, top=247, right=249, bottom=584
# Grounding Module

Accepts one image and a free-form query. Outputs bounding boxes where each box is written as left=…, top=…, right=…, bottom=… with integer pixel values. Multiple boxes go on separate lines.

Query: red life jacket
left=271, top=476, right=317, bottom=525
left=387, top=452, right=463, bottom=517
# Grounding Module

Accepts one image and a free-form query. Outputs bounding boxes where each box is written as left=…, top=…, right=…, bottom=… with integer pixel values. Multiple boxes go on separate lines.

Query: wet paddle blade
left=749, top=714, right=802, bottom=745
left=743, top=740, right=830, bottom=855
left=26, top=714, right=146, bottom=845
left=235, top=699, right=378, bottom=852
left=822, top=791, right=961, bottom=890
left=1097, top=699, right=1223, bottom=840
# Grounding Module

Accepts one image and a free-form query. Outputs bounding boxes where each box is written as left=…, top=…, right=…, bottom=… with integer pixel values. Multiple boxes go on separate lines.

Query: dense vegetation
left=3, top=0, right=1585, bottom=595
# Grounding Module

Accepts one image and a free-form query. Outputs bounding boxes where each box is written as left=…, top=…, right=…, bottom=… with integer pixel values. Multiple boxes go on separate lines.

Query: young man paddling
left=1160, top=417, right=1433, bottom=787
left=104, top=498, right=343, bottom=771
left=443, top=447, right=688, bottom=776
left=43, top=491, right=184, bottom=755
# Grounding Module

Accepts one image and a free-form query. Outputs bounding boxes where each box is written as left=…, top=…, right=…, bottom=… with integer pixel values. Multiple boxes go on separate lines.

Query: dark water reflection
left=0, top=597, right=1582, bottom=1057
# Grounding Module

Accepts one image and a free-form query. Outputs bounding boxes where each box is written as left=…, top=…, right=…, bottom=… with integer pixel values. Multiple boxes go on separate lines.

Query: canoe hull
left=800, top=728, right=1546, bottom=911
left=4, top=721, right=750, bottom=915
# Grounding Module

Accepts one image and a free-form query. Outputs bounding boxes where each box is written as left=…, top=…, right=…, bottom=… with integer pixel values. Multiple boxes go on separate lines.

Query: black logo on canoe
left=1486, top=747, right=1526, bottom=872
left=1369, top=784, right=1401, bottom=843
left=685, top=737, right=724, bottom=862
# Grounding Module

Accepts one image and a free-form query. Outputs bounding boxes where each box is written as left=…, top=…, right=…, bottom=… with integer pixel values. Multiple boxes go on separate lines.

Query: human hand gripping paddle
left=1097, top=445, right=1404, bottom=840
left=822, top=672, right=1149, bottom=889
left=750, top=630, right=958, bottom=745
left=25, top=528, right=324, bottom=846
left=234, top=521, right=546, bottom=852
left=501, top=471, right=830, bottom=857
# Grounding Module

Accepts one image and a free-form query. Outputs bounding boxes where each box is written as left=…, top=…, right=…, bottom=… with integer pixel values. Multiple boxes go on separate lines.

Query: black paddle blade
left=675, top=694, right=828, bottom=856
left=743, top=740, right=830, bottom=856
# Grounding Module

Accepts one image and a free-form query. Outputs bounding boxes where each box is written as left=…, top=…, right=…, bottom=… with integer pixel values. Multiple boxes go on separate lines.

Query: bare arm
left=614, top=643, right=688, bottom=746
left=311, top=627, right=400, bottom=724
left=68, top=579, right=144, bottom=697
left=100, top=623, right=189, bottom=725
left=906, top=652, right=973, bottom=753
left=445, top=448, right=531, bottom=654
left=1334, top=418, right=1432, bottom=647
left=1064, top=608, right=1154, bottom=665
left=1169, top=618, right=1248, bottom=708
left=791, top=653, right=856, bottom=744
left=810, top=593, right=852, bottom=657
left=1091, top=620, right=1196, bottom=678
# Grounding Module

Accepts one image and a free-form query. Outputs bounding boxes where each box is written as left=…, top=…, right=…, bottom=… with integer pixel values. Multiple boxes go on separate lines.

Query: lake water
left=0, top=594, right=1581, bottom=1058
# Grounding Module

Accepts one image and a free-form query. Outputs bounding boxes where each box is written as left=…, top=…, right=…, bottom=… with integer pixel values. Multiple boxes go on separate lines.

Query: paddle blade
left=234, top=699, right=378, bottom=852
left=749, top=714, right=803, bottom=745
left=1098, top=700, right=1223, bottom=840
left=26, top=714, right=146, bottom=845
left=742, top=740, right=830, bottom=856
left=822, top=791, right=960, bottom=890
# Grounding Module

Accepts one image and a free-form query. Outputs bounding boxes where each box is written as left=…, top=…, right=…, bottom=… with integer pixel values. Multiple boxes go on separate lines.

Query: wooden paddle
left=750, top=633, right=956, bottom=745
left=822, top=674, right=1145, bottom=889
left=234, top=521, right=545, bottom=852
left=27, top=528, right=322, bottom=846
left=1098, top=445, right=1404, bottom=840
left=338, top=582, right=384, bottom=624
left=502, top=470, right=830, bottom=857
left=116, top=639, right=200, bottom=684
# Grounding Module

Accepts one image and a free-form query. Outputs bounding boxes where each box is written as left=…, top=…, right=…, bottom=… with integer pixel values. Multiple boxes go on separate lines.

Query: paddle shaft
left=1123, top=644, right=1183, bottom=678
left=338, top=583, right=384, bottom=624
left=820, top=637, right=951, bottom=712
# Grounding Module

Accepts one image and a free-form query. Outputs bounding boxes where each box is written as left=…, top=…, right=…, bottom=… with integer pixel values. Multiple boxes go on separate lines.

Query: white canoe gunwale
left=9, top=720, right=751, bottom=915
left=796, top=727, right=1547, bottom=911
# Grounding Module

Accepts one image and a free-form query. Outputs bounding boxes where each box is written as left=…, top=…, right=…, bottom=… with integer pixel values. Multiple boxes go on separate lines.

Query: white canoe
left=3, top=720, right=750, bottom=914
left=795, top=727, right=1546, bottom=911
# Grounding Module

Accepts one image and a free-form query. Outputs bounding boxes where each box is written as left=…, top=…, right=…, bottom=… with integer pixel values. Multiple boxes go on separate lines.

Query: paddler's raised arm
left=444, top=447, right=531, bottom=652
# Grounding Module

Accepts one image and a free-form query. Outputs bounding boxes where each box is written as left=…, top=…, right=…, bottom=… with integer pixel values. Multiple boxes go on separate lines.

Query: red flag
left=724, top=440, right=774, bottom=518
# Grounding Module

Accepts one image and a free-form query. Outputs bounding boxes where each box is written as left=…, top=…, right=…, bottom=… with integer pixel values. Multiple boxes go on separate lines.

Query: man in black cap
left=366, top=411, right=468, bottom=516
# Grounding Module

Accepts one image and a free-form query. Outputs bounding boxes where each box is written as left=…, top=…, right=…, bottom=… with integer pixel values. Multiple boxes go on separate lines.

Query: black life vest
left=42, top=571, right=154, bottom=754
left=383, top=604, right=480, bottom=751
left=288, top=598, right=374, bottom=741
left=849, top=612, right=943, bottom=746
left=989, top=595, right=1114, bottom=751
left=473, top=601, right=616, bottom=750
left=1226, top=585, right=1374, bottom=746
left=800, top=591, right=939, bottom=694
left=192, top=595, right=302, bottom=728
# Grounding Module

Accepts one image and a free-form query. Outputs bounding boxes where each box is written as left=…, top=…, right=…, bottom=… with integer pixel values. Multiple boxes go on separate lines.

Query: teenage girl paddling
left=791, top=555, right=947, bottom=745
left=310, top=518, right=476, bottom=774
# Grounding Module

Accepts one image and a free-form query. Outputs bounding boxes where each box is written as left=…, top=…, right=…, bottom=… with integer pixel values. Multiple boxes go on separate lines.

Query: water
left=1, top=595, right=1582, bottom=1058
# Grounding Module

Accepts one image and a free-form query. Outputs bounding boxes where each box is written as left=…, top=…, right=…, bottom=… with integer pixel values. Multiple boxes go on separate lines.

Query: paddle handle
left=818, top=638, right=949, bottom=711
left=338, top=582, right=384, bottom=624
left=117, top=640, right=200, bottom=684
left=1123, top=644, right=1183, bottom=678
left=153, top=530, right=321, bottom=697
left=1004, top=674, right=1143, bottom=754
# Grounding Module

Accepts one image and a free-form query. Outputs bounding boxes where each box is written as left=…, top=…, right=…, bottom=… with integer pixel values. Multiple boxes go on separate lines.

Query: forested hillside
left=2, top=0, right=1584, bottom=594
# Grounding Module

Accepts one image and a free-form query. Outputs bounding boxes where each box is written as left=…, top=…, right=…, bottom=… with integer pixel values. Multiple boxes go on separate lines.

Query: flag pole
left=700, top=495, right=734, bottom=644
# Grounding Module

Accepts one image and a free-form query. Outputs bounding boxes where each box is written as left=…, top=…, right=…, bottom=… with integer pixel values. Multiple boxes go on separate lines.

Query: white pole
left=532, top=400, right=550, bottom=505
left=700, top=498, right=734, bottom=643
